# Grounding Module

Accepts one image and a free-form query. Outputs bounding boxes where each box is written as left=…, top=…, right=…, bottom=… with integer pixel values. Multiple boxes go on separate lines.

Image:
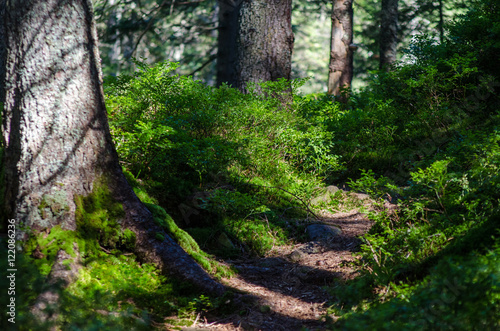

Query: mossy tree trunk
left=0, top=0, right=225, bottom=306
left=328, top=0, right=353, bottom=97
left=380, top=0, right=399, bottom=70
left=235, top=0, right=294, bottom=93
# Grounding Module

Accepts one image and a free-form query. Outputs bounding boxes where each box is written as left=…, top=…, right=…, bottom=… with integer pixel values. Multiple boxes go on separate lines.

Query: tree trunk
left=438, top=0, right=444, bottom=44
left=380, top=0, right=399, bottom=70
left=216, top=0, right=241, bottom=87
left=328, top=0, right=354, bottom=97
left=235, top=0, right=294, bottom=93
left=0, top=0, right=224, bottom=304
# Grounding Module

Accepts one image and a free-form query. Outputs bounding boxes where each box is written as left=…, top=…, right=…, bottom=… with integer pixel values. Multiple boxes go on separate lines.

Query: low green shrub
left=105, top=60, right=343, bottom=255
left=105, top=61, right=340, bottom=200
left=324, top=2, right=500, bottom=328
left=334, top=239, right=500, bottom=330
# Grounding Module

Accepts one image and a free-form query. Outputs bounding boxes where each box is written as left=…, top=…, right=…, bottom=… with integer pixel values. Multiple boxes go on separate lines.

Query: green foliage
left=4, top=177, right=226, bottom=329
left=82, top=3, right=500, bottom=329
left=222, top=216, right=289, bottom=256
left=348, top=169, right=398, bottom=199
left=449, top=0, right=500, bottom=77
left=105, top=60, right=341, bottom=255
left=198, top=189, right=269, bottom=218
left=335, top=240, right=500, bottom=330
left=0, top=246, right=45, bottom=330
left=325, top=2, right=500, bottom=328
left=106, top=60, right=340, bottom=191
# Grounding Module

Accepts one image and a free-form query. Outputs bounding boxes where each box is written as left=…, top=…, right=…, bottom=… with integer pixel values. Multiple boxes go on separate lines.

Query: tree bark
left=438, top=0, right=444, bottom=44
left=0, top=0, right=224, bottom=300
left=328, top=0, right=354, bottom=97
left=235, top=0, right=294, bottom=93
left=380, top=0, right=399, bottom=70
left=216, top=0, right=241, bottom=87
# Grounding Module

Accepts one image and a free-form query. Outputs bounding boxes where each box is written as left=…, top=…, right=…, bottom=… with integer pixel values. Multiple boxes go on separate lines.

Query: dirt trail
left=177, top=193, right=382, bottom=331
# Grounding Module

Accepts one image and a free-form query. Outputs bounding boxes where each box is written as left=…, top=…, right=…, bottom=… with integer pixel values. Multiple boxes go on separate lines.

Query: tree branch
left=188, top=53, right=217, bottom=76
left=129, top=0, right=169, bottom=59
left=252, top=184, right=322, bottom=220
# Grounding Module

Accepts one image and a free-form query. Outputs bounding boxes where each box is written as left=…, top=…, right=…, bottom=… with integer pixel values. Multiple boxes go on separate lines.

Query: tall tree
left=232, top=0, right=294, bottom=93
left=438, top=0, right=444, bottom=43
left=217, top=0, right=241, bottom=87
left=380, top=0, right=399, bottom=69
left=93, top=0, right=218, bottom=78
left=0, top=0, right=224, bottom=313
left=328, top=0, right=354, bottom=96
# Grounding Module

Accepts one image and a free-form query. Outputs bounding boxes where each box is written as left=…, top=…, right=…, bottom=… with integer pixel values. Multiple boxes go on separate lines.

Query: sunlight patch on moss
left=144, top=202, right=234, bottom=278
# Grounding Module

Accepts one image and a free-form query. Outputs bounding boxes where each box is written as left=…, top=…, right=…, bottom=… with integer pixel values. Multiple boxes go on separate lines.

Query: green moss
left=134, top=189, right=158, bottom=204
left=24, top=225, right=79, bottom=276
left=122, top=168, right=140, bottom=188
left=144, top=202, right=234, bottom=278
left=155, top=232, right=165, bottom=241
left=121, top=229, right=137, bottom=251
left=13, top=176, right=215, bottom=328
left=74, top=177, right=132, bottom=255
left=24, top=177, right=131, bottom=277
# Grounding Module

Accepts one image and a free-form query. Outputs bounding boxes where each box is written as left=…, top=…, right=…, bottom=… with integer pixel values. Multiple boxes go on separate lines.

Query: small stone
left=310, top=185, right=340, bottom=206
left=354, top=193, right=371, bottom=201
left=306, top=224, right=342, bottom=242
left=289, top=250, right=303, bottom=262
left=299, top=241, right=322, bottom=254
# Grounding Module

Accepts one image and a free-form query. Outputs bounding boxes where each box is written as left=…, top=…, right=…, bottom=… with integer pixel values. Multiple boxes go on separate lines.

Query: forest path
left=178, top=191, right=385, bottom=331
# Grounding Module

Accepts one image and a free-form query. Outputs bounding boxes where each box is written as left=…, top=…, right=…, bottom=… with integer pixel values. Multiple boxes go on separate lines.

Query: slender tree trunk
left=235, top=0, right=294, bottom=93
left=438, top=0, right=444, bottom=44
left=217, top=0, right=241, bottom=87
left=380, top=0, right=399, bottom=70
left=328, top=0, right=353, bottom=97
left=0, top=0, right=224, bottom=306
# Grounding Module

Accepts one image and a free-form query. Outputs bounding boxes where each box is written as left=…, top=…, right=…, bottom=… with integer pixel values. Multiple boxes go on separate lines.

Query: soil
left=172, top=193, right=388, bottom=331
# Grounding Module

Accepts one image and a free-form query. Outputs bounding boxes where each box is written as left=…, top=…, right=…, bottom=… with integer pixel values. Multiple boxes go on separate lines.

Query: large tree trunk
left=235, top=0, right=294, bottom=93
left=0, top=0, right=224, bottom=307
left=328, top=0, right=354, bottom=97
left=380, top=0, right=399, bottom=70
left=216, top=0, right=241, bottom=87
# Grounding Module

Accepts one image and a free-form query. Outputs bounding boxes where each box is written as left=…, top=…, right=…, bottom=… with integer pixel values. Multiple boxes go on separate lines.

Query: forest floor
left=171, top=191, right=390, bottom=331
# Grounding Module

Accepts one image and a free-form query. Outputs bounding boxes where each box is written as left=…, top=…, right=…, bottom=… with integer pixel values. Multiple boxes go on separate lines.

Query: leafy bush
left=105, top=61, right=340, bottom=196
left=105, top=61, right=342, bottom=254
left=325, top=2, right=500, bottom=328
left=335, top=240, right=500, bottom=330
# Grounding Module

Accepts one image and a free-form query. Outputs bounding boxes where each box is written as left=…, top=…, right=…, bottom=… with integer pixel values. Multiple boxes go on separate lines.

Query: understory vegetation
left=2, top=1, right=499, bottom=329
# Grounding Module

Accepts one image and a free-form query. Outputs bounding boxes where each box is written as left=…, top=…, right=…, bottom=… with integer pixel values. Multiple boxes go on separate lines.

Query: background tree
left=351, top=0, right=466, bottom=86
left=216, top=0, right=241, bottom=86
left=93, top=0, right=218, bottom=79
left=291, top=0, right=331, bottom=93
left=235, top=0, right=294, bottom=92
left=0, top=0, right=224, bottom=312
left=380, top=0, right=399, bottom=69
left=328, top=0, right=354, bottom=96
